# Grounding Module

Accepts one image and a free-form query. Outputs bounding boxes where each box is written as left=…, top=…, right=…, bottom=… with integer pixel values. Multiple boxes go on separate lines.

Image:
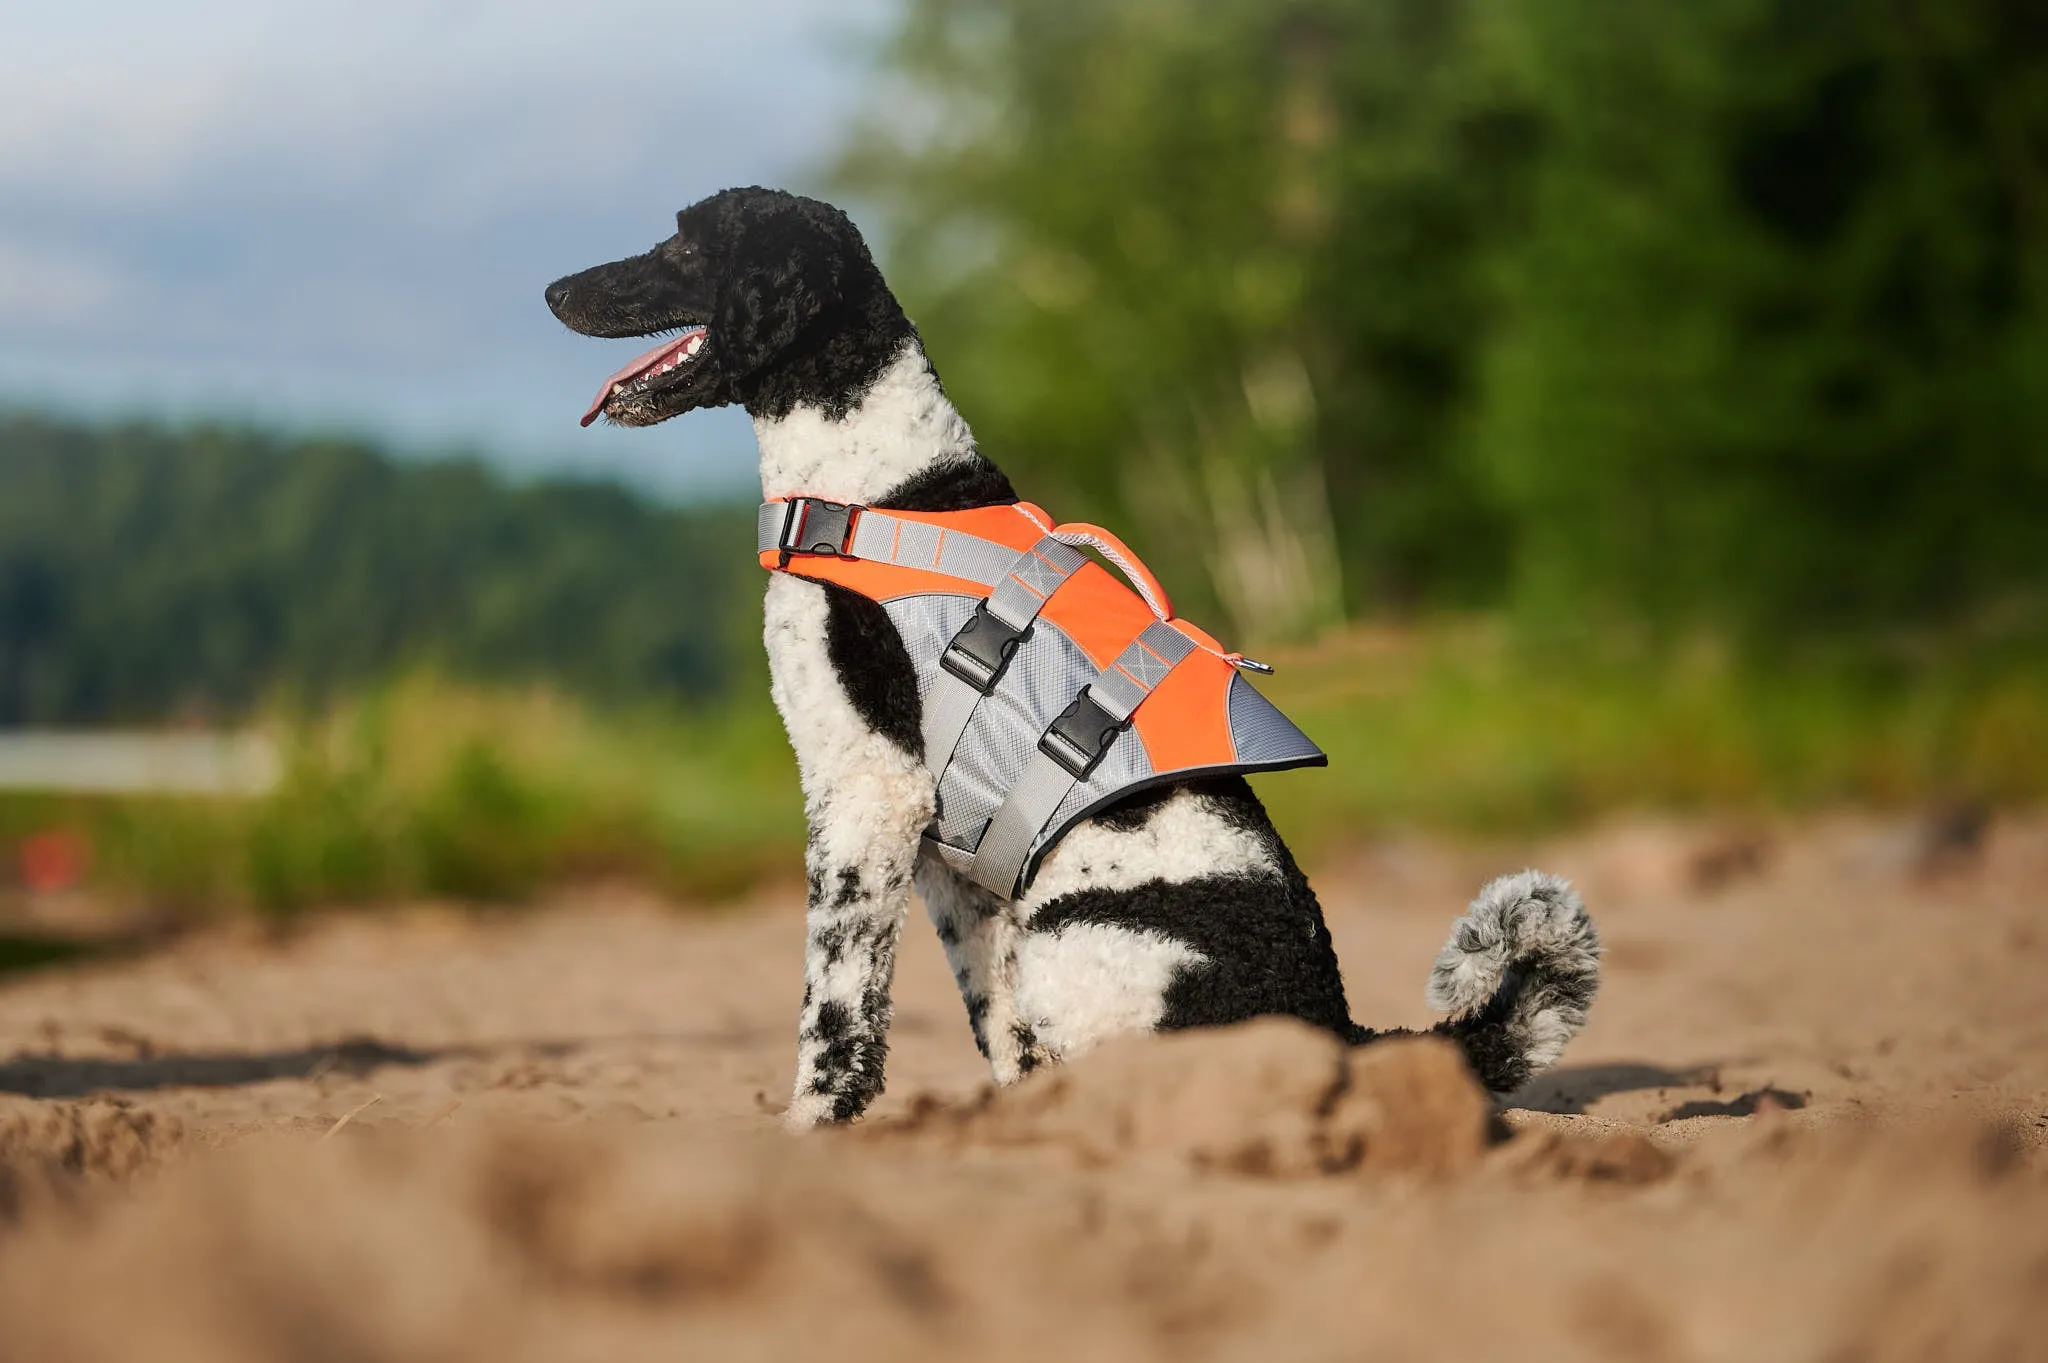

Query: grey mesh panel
left=881, top=596, right=1153, bottom=856
left=1226, top=673, right=1326, bottom=765
left=921, top=537, right=1089, bottom=788
left=880, top=594, right=1323, bottom=899
left=882, top=593, right=980, bottom=710
left=963, top=621, right=1195, bottom=895
left=936, top=623, right=1157, bottom=852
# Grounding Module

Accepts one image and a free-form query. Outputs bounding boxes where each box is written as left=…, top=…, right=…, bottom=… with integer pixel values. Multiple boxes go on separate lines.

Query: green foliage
left=842, top=0, right=2048, bottom=649
left=4, top=647, right=2044, bottom=916
left=1476, top=0, right=2048, bottom=639
left=842, top=0, right=1532, bottom=637
left=0, top=677, right=807, bottom=916
left=1253, top=626, right=2048, bottom=858
left=0, top=415, right=760, bottom=723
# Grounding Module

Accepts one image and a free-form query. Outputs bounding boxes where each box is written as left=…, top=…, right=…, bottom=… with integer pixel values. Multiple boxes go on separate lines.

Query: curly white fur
left=1427, top=869, right=1602, bottom=1076
left=757, top=341, right=976, bottom=503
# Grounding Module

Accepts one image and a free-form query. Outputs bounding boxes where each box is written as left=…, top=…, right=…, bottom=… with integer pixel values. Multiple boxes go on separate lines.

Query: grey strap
left=985, top=537, right=1088, bottom=631
left=920, top=537, right=1087, bottom=783
left=755, top=501, right=791, bottom=552
left=756, top=499, right=1022, bottom=589
left=965, top=620, right=1197, bottom=898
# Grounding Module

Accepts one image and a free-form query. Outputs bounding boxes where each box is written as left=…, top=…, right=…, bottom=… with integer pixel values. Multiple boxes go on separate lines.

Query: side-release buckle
left=1039, top=687, right=1126, bottom=780
left=939, top=603, right=1030, bottom=694
left=777, top=498, right=861, bottom=558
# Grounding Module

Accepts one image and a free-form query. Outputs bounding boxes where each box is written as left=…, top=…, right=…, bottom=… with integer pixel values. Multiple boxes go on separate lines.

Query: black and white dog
left=546, top=187, right=1600, bottom=1128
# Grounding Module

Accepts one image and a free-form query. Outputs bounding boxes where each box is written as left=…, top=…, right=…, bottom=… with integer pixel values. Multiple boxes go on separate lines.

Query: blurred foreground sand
left=1, top=813, right=2044, bottom=1361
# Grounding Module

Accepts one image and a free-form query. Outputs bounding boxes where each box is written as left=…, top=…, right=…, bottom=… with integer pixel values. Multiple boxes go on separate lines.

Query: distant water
left=0, top=732, right=278, bottom=795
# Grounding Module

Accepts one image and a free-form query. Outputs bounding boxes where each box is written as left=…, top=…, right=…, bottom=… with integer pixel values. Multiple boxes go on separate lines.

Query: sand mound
left=0, top=1124, right=1210, bottom=1363
left=0, top=1096, right=186, bottom=1221
left=0, top=815, right=2045, bottom=1359
left=881, top=1018, right=1493, bottom=1177
left=0, top=1107, right=2042, bottom=1363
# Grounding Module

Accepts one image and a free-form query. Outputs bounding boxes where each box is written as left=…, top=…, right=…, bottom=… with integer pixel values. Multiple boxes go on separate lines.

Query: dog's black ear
left=718, top=245, right=843, bottom=379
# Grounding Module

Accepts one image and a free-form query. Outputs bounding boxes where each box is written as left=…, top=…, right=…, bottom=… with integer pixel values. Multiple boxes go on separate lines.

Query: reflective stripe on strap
left=920, top=536, right=1087, bottom=786
left=964, top=620, right=1197, bottom=898
left=755, top=501, right=794, bottom=554
left=757, top=498, right=1021, bottom=589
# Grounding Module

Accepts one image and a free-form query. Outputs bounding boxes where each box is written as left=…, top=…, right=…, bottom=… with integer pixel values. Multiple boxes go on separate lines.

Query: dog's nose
left=544, top=278, right=573, bottom=315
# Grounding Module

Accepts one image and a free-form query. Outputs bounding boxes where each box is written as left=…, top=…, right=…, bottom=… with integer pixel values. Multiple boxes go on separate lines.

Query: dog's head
left=545, top=186, right=908, bottom=427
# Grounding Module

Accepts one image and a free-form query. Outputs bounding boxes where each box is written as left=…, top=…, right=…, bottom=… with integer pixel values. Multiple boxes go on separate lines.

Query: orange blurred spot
left=19, top=830, right=90, bottom=893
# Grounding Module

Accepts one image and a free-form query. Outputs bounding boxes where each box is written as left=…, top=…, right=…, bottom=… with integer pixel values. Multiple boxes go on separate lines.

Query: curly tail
left=1417, top=870, right=1601, bottom=1096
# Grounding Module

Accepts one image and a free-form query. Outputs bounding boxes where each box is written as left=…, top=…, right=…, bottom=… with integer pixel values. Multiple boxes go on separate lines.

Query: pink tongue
left=579, top=331, right=701, bottom=427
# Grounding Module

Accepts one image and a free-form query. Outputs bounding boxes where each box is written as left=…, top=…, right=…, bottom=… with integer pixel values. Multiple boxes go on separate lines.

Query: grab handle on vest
left=1048, top=523, right=1174, bottom=623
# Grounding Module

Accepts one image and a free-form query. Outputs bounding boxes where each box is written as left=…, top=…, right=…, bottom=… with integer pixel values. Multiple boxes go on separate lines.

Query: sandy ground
left=0, top=811, right=2044, bottom=1361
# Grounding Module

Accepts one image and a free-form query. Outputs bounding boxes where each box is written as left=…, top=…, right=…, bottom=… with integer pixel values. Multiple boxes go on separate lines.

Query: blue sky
left=0, top=1, right=893, bottom=498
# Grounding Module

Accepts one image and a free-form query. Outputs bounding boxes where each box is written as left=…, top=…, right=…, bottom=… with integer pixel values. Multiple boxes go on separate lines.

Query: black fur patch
left=810, top=911, right=890, bottom=971
left=1012, top=1023, right=1042, bottom=1074
left=1428, top=982, right=1532, bottom=1094
left=804, top=992, right=891, bottom=1118
left=821, top=458, right=1027, bottom=759
left=1086, top=775, right=1241, bottom=834
left=877, top=458, right=1018, bottom=513
left=1027, top=781, right=1356, bottom=1037
left=831, top=866, right=863, bottom=908
left=822, top=585, right=923, bottom=757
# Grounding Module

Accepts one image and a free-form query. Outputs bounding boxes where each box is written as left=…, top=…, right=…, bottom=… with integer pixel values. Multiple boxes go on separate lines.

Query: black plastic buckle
left=940, top=603, right=1030, bottom=694
left=1040, top=687, right=1126, bottom=780
left=779, top=498, right=860, bottom=558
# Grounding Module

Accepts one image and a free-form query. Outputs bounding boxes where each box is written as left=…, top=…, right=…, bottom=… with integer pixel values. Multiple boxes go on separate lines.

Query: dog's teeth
left=685, top=335, right=704, bottom=355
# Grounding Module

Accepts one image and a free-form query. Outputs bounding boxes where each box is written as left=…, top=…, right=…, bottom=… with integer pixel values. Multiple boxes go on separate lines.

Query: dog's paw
left=781, top=1091, right=841, bottom=1133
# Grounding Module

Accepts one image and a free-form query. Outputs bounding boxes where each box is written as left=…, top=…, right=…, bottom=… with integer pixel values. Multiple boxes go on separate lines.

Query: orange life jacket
left=757, top=496, right=1324, bottom=898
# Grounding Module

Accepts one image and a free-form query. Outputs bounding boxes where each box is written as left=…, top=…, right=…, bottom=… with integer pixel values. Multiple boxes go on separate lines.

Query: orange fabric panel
left=1167, top=616, right=1229, bottom=656
left=1035, top=562, right=1156, bottom=669
left=1130, top=649, right=1238, bottom=772
left=763, top=499, right=1251, bottom=776
left=1047, top=521, right=1175, bottom=620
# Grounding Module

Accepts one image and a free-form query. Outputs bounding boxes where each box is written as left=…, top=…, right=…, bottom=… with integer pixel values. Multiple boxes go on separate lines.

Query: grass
left=1251, top=622, right=2048, bottom=860
left=0, top=675, right=805, bottom=918
left=2, top=629, right=2043, bottom=917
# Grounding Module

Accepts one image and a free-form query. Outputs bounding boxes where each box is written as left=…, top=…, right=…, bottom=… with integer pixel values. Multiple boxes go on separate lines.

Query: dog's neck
left=753, top=339, right=1016, bottom=511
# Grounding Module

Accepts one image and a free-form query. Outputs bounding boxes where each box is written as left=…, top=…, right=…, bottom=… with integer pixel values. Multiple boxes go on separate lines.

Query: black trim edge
left=1015, top=753, right=1329, bottom=894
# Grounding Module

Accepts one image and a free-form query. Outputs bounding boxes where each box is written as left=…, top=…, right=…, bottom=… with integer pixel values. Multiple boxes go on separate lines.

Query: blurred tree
left=843, top=0, right=2048, bottom=651
left=0, top=416, right=757, bottom=723
left=1476, top=0, right=2048, bottom=642
left=0, top=549, right=65, bottom=723
left=838, top=0, right=1538, bottom=639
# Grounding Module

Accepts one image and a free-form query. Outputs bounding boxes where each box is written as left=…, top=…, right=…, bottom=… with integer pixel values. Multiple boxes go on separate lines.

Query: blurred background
left=2, top=0, right=2044, bottom=925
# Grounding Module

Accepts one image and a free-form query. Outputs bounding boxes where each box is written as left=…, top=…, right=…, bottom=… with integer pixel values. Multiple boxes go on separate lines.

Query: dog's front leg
left=768, top=576, right=934, bottom=1130
left=785, top=782, right=927, bottom=1127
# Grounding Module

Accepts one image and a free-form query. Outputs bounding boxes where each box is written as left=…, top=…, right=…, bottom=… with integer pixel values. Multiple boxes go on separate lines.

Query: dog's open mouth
left=580, top=326, right=710, bottom=427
